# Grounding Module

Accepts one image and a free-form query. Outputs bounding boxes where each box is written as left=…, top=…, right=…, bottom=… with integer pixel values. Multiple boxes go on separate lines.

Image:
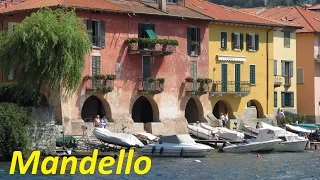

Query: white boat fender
left=151, top=146, right=156, bottom=154
left=180, top=147, right=184, bottom=157
left=159, top=147, right=164, bottom=155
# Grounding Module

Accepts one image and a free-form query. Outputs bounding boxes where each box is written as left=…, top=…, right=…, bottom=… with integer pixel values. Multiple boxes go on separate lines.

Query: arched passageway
left=132, top=96, right=156, bottom=123
left=246, top=99, right=264, bottom=118
left=212, top=100, right=234, bottom=119
left=185, top=97, right=204, bottom=123
left=81, top=95, right=111, bottom=122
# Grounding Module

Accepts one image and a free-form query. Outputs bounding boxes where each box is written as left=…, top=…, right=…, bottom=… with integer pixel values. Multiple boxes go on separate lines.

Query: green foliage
left=197, top=78, right=205, bottom=84
left=0, top=8, right=92, bottom=98
left=147, top=77, right=156, bottom=83
left=125, top=38, right=179, bottom=46
left=0, top=82, right=38, bottom=107
left=191, top=41, right=199, bottom=47
left=94, top=74, right=105, bottom=80
left=157, top=78, right=165, bottom=84
left=204, top=78, right=213, bottom=84
left=0, top=103, right=37, bottom=161
left=279, top=114, right=306, bottom=125
left=106, top=74, right=117, bottom=80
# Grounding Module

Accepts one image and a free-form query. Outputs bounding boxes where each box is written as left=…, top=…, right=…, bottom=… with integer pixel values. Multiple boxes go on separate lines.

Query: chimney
left=159, top=0, right=166, bottom=12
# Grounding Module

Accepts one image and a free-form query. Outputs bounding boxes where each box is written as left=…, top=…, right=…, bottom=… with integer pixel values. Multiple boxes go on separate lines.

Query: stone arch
left=212, top=100, right=235, bottom=119
left=132, top=95, right=159, bottom=123
left=185, top=97, right=204, bottom=123
left=81, top=95, right=112, bottom=122
left=246, top=99, right=264, bottom=118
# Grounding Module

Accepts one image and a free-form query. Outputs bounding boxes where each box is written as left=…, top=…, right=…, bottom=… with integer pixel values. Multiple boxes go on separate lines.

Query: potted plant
left=185, top=76, right=194, bottom=82
left=106, top=74, right=117, bottom=80
left=94, top=74, right=105, bottom=80
left=204, top=78, right=213, bottom=84
left=147, top=77, right=156, bottom=83
left=196, top=78, right=205, bottom=84
left=157, top=78, right=165, bottom=84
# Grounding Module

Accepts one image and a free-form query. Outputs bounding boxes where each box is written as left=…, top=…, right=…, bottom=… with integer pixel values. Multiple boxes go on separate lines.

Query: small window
left=249, top=65, right=256, bottom=85
left=187, top=27, right=201, bottom=56
left=166, top=0, right=177, bottom=3
left=281, top=92, right=294, bottom=107
left=232, top=33, right=244, bottom=50
left=220, top=32, right=227, bottom=49
left=284, top=31, right=290, bottom=48
left=246, top=34, right=259, bottom=51
left=297, top=68, right=304, bottom=84
left=87, top=20, right=105, bottom=48
left=274, top=92, right=277, bottom=108
left=274, top=60, right=277, bottom=76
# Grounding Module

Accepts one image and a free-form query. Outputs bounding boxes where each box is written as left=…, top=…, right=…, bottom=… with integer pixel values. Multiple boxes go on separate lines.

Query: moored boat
left=141, top=134, right=213, bottom=157
left=187, top=124, right=217, bottom=140
left=285, top=124, right=312, bottom=134
left=92, top=128, right=144, bottom=148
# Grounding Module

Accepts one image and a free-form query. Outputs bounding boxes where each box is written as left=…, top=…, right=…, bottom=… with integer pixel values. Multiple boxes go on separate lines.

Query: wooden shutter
left=221, top=32, right=227, bottom=49
left=250, top=65, right=255, bottom=84
left=240, top=33, right=244, bottom=50
left=297, top=68, right=304, bottom=83
left=100, top=21, right=105, bottom=48
left=87, top=20, right=93, bottom=43
left=255, top=34, right=259, bottom=50
left=143, top=56, right=151, bottom=79
left=281, top=92, right=285, bottom=107
left=235, top=64, right=241, bottom=92
left=232, top=33, right=236, bottom=49
left=281, top=61, right=285, bottom=76
left=92, top=56, right=101, bottom=88
left=274, top=60, right=277, bottom=76
left=221, top=64, right=228, bottom=92
left=246, top=34, right=251, bottom=51
left=289, top=62, right=293, bottom=77
left=274, top=92, right=277, bottom=107
left=197, top=27, right=201, bottom=55
left=187, top=27, right=192, bottom=55
left=290, top=93, right=294, bottom=107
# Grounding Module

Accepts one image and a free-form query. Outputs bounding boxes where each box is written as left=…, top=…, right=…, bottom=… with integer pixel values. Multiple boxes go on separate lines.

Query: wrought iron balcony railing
left=210, top=81, right=250, bottom=97
left=84, top=78, right=114, bottom=93
left=138, top=78, right=164, bottom=93
left=274, top=75, right=283, bottom=87
left=185, top=82, right=210, bottom=94
left=125, top=38, right=177, bottom=56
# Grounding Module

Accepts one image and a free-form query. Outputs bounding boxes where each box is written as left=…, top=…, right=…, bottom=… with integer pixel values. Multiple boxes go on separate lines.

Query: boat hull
left=141, top=143, right=213, bottom=157
left=222, top=139, right=282, bottom=153
left=274, top=139, right=308, bottom=152
left=187, top=125, right=217, bottom=140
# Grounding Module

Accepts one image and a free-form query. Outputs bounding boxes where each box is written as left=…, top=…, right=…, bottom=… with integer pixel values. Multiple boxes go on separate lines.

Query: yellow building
left=186, top=0, right=300, bottom=123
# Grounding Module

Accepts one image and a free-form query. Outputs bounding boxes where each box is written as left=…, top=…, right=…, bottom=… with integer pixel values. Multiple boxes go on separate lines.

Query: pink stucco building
left=0, top=0, right=212, bottom=134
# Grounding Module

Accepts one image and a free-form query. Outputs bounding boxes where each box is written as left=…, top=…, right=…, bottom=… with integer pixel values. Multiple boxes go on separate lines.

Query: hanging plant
left=147, top=77, right=156, bottom=83
left=106, top=74, right=116, bottom=80
left=157, top=78, right=165, bottom=84
left=94, top=74, right=105, bottom=80
left=197, top=78, right=205, bottom=84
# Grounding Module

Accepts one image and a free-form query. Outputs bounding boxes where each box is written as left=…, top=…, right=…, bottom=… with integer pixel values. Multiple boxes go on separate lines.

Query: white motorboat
left=141, top=134, right=213, bottom=157
left=222, top=128, right=283, bottom=153
left=285, top=124, right=312, bottom=134
left=199, top=123, right=244, bottom=140
left=259, top=122, right=308, bottom=152
left=187, top=124, right=217, bottom=140
left=92, top=128, right=144, bottom=148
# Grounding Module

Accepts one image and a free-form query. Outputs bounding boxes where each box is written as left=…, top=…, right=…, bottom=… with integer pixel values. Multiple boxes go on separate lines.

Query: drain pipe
left=266, top=27, right=274, bottom=116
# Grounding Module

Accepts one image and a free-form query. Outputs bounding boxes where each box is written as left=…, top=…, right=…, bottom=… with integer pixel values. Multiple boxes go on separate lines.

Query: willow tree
left=0, top=8, right=92, bottom=104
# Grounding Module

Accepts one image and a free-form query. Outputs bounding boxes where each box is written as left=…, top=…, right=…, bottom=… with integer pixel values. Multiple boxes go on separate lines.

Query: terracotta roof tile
left=0, top=0, right=61, bottom=13
left=243, top=6, right=320, bottom=33
left=185, top=0, right=299, bottom=28
left=61, top=0, right=127, bottom=12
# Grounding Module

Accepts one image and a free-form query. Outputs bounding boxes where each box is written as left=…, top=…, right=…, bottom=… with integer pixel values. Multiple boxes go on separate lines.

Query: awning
left=217, top=55, right=246, bottom=62
left=145, top=28, right=157, bottom=39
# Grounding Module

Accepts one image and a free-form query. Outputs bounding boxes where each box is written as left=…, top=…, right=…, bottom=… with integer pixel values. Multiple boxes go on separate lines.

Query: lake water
left=0, top=150, right=319, bottom=180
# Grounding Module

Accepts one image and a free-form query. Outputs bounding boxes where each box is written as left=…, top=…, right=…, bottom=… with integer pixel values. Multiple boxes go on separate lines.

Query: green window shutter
left=255, top=34, right=259, bottom=50
left=290, top=93, right=294, bottom=107
left=240, top=33, right=244, bottom=50
left=221, top=32, right=227, bottom=49
left=145, top=24, right=157, bottom=39
left=100, top=21, right=105, bottom=48
left=281, top=92, right=285, bottom=107
left=289, top=62, right=293, bottom=77
left=246, top=34, right=251, bottom=51
left=197, top=28, right=201, bottom=55
left=87, top=20, right=93, bottom=43
left=232, top=33, right=236, bottom=49
left=187, top=27, right=192, bottom=55
left=143, top=56, right=151, bottom=79
left=221, top=64, right=228, bottom=92
left=92, top=56, right=101, bottom=88
left=274, top=92, right=277, bottom=107
left=281, top=61, right=285, bottom=76
left=274, top=60, right=277, bottom=76
left=250, top=65, right=256, bottom=84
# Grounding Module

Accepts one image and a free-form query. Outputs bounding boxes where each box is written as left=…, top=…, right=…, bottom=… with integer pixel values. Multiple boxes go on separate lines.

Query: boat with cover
left=92, top=128, right=144, bottom=148
left=187, top=124, right=217, bottom=140
left=285, top=124, right=312, bottom=134
left=222, top=128, right=282, bottom=153
left=199, top=123, right=245, bottom=140
left=141, top=134, right=213, bottom=157
left=259, top=122, right=308, bottom=152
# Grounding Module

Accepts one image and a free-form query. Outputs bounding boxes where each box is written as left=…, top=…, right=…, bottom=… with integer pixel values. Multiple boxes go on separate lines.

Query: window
left=142, top=56, right=152, bottom=79
left=274, top=92, right=277, bottom=107
left=274, top=60, right=277, bottom=76
left=246, top=34, right=259, bottom=51
left=221, top=63, right=228, bottom=92
left=138, top=24, right=157, bottom=50
left=166, top=0, right=176, bottom=3
left=249, top=65, right=256, bottom=85
left=282, top=61, right=293, bottom=86
left=220, top=32, right=227, bottom=49
left=187, top=27, right=200, bottom=56
left=247, top=100, right=256, bottom=108
left=232, top=33, right=243, bottom=50
left=297, top=68, right=304, bottom=84
left=281, top=92, right=294, bottom=107
left=6, top=22, right=15, bottom=31
left=92, top=56, right=101, bottom=88
left=284, top=31, right=290, bottom=48
left=87, top=20, right=105, bottom=48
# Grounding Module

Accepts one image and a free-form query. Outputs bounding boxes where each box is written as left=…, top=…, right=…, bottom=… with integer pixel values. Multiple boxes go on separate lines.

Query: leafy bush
left=279, top=114, right=306, bottom=125
left=0, top=103, right=37, bottom=161
left=0, top=82, right=37, bottom=107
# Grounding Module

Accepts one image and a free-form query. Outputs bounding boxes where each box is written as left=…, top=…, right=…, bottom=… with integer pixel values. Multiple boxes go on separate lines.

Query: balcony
left=125, top=38, right=178, bottom=56
left=138, top=77, right=164, bottom=94
left=274, top=75, right=283, bottom=87
left=83, top=75, right=115, bottom=94
left=315, top=53, right=320, bottom=63
left=210, top=81, right=250, bottom=97
left=284, top=76, right=291, bottom=87
left=185, top=82, right=210, bottom=95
